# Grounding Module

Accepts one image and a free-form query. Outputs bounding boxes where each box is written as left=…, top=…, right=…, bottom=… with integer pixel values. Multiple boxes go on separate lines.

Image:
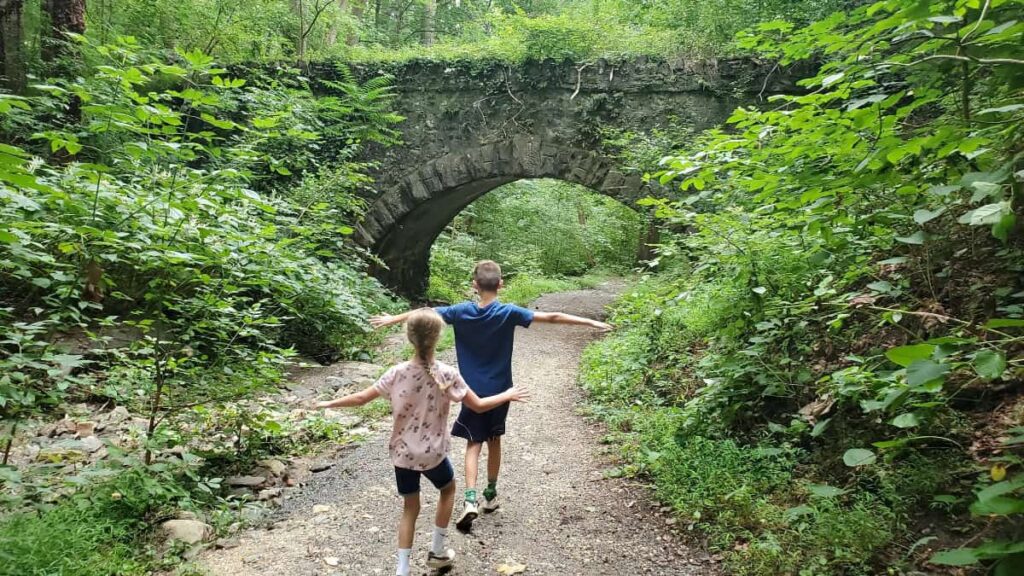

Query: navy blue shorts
left=394, top=457, right=455, bottom=496
left=451, top=403, right=509, bottom=443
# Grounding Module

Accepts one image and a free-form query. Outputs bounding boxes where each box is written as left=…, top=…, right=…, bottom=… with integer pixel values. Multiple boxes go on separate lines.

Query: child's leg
left=396, top=494, right=420, bottom=576
left=463, top=441, right=483, bottom=501
left=436, top=481, right=456, bottom=528
left=483, top=436, right=501, bottom=502
left=399, top=494, right=420, bottom=548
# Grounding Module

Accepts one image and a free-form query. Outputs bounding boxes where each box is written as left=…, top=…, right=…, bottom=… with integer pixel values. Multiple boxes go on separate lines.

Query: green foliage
left=581, top=0, right=1024, bottom=573
left=427, top=179, right=639, bottom=303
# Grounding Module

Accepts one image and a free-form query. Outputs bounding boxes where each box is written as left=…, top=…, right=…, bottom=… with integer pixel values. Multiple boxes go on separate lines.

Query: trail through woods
left=200, top=282, right=714, bottom=575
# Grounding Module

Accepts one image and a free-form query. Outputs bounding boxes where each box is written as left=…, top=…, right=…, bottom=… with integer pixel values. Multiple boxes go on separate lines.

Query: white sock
left=396, top=548, right=412, bottom=576
left=431, top=526, right=447, bottom=555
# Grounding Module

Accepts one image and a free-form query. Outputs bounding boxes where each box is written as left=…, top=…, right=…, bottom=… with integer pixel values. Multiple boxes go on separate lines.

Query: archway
left=357, top=137, right=648, bottom=296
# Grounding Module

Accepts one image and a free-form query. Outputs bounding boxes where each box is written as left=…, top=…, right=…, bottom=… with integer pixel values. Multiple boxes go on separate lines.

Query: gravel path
left=200, top=282, right=713, bottom=576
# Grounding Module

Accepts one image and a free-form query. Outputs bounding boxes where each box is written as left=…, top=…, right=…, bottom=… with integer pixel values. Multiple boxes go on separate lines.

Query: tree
left=42, top=0, right=86, bottom=63
left=421, top=0, right=436, bottom=46
left=0, top=0, right=24, bottom=92
left=294, top=0, right=333, bottom=63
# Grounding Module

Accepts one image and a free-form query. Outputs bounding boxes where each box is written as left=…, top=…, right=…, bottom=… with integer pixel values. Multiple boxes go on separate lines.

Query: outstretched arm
left=369, top=310, right=415, bottom=329
left=532, top=311, right=612, bottom=332
left=462, top=386, right=532, bottom=414
left=314, top=385, right=381, bottom=409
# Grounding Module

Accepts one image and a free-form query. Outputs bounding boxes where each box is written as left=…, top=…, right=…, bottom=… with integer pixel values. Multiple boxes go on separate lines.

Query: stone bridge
left=309, top=57, right=793, bottom=296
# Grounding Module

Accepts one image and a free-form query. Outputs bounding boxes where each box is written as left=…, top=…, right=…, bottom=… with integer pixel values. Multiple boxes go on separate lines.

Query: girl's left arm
left=315, top=385, right=381, bottom=409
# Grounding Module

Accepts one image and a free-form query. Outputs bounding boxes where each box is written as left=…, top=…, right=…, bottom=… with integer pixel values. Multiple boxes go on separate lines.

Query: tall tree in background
left=42, top=0, right=86, bottom=63
left=421, top=0, right=436, bottom=46
left=0, top=0, right=24, bottom=92
left=294, top=0, right=333, bottom=63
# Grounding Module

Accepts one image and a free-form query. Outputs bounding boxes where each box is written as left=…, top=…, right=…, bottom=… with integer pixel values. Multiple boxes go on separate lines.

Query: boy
left=371, top=260, right=611, bottom=531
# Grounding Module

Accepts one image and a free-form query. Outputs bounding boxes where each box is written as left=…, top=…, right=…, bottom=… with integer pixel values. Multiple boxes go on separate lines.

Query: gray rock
left=310, top=462, right=334, bottom=473
left=258, top=487, right=283, bottom=501
left=258, top=459, right=287, bottom=477
left=81, top=436, right=103, bottom=453
left=160, top=519, right=212, bottom=545
left=226, top=475, right=267, bottom=487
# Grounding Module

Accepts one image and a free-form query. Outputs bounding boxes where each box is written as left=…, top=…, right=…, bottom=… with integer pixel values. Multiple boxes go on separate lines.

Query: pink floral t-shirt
left=374, top=360, right=469, bottom=471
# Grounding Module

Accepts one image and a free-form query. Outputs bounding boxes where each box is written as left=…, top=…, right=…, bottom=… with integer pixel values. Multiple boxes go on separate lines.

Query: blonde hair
left=473, top=260, right=502, bottom=292
left=406, top=308, right=450, bottom=390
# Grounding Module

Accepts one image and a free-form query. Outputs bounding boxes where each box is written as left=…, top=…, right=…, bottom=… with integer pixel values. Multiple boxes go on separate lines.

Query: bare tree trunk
left=42, top=0, right=85, bottom=63
left=348, top=0, right=364, bottom=45
left=421, top=0, right=436, bottom=46
left=294, top=0, right=307, bottom=63
left=636, top=216, right=660, bottom=264
left=0, top=0, right=25, bottom=92
left=326, top=0, right=347, bottom=46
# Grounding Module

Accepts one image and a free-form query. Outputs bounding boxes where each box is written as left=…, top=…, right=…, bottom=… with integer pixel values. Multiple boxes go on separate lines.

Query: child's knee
left=439, top=481, right=456, bottom=496
left=403, top=495, right=421, bottom=511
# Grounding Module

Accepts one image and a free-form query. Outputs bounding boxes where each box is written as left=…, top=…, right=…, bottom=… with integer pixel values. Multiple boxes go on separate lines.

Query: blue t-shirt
left=435, top=300, right=534, bottom=397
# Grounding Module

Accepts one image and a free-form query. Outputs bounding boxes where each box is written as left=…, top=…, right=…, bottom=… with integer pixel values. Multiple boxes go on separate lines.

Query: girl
left=315, top=308, right=530, bottom=575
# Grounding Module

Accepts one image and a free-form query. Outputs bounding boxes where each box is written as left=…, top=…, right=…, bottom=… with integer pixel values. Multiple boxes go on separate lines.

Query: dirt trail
left=200, top=282, right=712, bottom=576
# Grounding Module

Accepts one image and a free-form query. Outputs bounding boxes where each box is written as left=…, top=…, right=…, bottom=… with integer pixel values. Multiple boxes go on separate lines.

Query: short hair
left=473, top=260, right=502, bottom=292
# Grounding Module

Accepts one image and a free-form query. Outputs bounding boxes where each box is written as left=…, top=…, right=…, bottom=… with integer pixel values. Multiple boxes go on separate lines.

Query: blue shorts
left=394, top=457, right=454, bottom=496
left=451, top=403, right=509, bottom=443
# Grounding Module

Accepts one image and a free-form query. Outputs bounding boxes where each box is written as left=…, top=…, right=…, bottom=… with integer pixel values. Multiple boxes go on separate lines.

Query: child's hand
left=312, top=400, right=333, bottom=409
left=509, top=386, right=532, bottom=403
left=369, top=314, right=394, bottom=329
left=592, top=320, right=613, bottom=333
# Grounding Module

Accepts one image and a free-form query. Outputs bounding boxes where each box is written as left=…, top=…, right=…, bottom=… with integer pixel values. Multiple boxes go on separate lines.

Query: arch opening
left=358, top=137, right=649, bottom=297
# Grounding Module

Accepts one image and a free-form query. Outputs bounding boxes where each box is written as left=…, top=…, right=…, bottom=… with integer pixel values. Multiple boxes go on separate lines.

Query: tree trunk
left=636, top=216, right=660, bottom=264
left=421, top=0, right=436, bottom=46
left=294, top=0, right=306, bottom=63
left=325, top=0, right=346, bottom=46
left=0, top=0, right=25, bottom=92
left=348, top=0, right=363, bottom=45
left=42, top=0, right=85, bottom=63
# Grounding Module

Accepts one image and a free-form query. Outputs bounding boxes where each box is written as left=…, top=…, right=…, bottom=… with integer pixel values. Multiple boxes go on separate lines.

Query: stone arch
left=357, top=136, right=648, bottom=296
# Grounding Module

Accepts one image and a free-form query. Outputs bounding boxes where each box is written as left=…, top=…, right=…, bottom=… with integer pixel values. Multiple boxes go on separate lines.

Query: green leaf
left=843, top=448, right=876, bottom=467
left=970, top=496, right=1024, bottom=516
left=886, top=344, right=935, bottom=367
left=979, top=104, right=1024, bottom=115
left=906, top=360, right=950, bottom=388
left=891, top=413, right=921, bottom=428
left=986, top=319, right=1024, bottom=329
left=895, top=231, right=926, bottom=245
left=913, top=207, right=945, bottom=225
left=930, top=548, right=980, bottom=566
left=0, top=230, right=17, bottom=244
left=807, top=484, right=848, bottom=498
left=974, top=350, right=1007, bottom=380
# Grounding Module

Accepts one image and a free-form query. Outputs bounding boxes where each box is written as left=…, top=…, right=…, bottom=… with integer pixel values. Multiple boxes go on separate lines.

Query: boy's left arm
left=532, top=311, right=612, bottom=332
left=314, top=385, right=381, bottom=409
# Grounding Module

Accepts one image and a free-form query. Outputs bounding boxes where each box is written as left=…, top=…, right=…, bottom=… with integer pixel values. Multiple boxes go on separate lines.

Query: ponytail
left=406, top=308, right=450, bottom=390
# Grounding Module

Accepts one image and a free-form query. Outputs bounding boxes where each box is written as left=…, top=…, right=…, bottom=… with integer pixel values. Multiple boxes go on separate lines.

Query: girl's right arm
left=315, top=385, right=381, bottom=409
left=462, top=387, right=531, bottom=413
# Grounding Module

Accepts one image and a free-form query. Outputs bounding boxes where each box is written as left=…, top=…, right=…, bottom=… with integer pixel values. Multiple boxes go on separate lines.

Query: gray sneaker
left=427, top=548, right=456, bottom=569
left=455, top=500, right=478, bottom=532
left=482, top=493, right=500, bottom=513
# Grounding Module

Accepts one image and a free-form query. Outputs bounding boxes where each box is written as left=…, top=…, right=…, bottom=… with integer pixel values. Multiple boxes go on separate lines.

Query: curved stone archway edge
left=358, top=136, right=648, bottom=295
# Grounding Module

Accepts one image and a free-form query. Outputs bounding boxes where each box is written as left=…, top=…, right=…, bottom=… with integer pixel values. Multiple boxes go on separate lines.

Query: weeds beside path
left=199, top=281, right=714, bottom=576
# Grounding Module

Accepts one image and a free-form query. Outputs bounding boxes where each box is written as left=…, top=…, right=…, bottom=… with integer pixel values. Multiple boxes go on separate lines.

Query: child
left=315, top=308, right=531, bottom=576
left=371, top=260, right=611, bottom=531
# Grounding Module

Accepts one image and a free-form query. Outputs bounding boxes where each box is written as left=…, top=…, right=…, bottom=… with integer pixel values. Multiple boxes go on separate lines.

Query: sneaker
left=455, top=500, right=478, bottom=532
left=427, top=548, right=456, bottom=569
left=482, top=493, right=500, bottom=513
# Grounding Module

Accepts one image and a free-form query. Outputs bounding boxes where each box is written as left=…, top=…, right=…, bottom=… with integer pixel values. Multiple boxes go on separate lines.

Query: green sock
left=483, top=481, right=497, bottom=501
left=464, top=488, right=477, bottom=504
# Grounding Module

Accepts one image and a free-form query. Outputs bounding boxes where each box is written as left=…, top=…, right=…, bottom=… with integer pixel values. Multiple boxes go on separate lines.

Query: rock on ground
left=200, top=282, right=714, bottom=576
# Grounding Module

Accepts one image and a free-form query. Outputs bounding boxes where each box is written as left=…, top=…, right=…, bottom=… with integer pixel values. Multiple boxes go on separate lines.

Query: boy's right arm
left=369, top=310, right=414, bottom=329
left=532, top=311, right=612, bottom=332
